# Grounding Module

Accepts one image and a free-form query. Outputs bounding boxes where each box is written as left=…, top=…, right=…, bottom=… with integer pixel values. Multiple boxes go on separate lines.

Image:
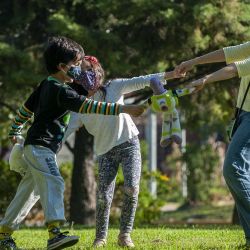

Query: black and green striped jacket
left=9, top=77, right=121, bottom=153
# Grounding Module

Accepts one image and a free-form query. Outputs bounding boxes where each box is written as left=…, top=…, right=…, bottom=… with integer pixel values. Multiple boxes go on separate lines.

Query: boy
left=0, top=36, right=144, bottom=250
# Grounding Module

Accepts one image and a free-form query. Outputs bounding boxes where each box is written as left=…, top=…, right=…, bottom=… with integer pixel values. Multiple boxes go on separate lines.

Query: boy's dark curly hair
left=44, top=36, right=84, bottom=74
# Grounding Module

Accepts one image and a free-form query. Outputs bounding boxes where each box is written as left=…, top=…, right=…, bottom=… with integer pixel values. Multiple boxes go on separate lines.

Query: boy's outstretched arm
left=59, top=86, right=146, bottom=117
left=120, top=104, right=147, bottom=117
left=77, top=97, right=145, bottom=117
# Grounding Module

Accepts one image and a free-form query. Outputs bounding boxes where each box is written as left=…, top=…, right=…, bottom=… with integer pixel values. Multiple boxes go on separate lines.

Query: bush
left=59, top=161, right=74, bottom=218
left=182, top=143, right=220, bottom=203
left=0, top=160, right=21, bottom=216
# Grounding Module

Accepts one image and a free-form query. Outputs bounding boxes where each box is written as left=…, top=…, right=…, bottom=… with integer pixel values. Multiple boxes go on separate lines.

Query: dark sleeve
left=23, top=84, right=41, bottom=113
left=8, top=88, right=39, bottom=138
left=8, top=81, right=44, bottom=138
left=58, top=86, right=121, bottom=115
left=67, top=82, right=88, bottom=96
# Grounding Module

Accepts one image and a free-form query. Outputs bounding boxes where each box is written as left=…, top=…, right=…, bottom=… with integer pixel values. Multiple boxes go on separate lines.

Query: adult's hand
left=164, top=70, right=186, bottom=80
left=186, top=77, right=207, bottom=92
left=174, top=59, right=197, bottom=77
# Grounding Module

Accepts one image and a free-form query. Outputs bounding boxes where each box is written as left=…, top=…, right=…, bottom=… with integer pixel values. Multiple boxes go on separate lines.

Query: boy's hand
left=121, top=104, right=147, bottom=117
left=9, top=136, right=17, bottom=145
left=9, top=135, right=25, bottom=145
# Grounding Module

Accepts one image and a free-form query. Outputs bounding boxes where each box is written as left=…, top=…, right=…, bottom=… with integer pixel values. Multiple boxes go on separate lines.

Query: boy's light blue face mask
left=67, top=65, right=82, bottom=79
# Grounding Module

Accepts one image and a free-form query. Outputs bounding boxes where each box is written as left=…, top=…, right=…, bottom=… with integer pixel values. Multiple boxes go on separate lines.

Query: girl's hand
left=164, top=70, right=185, bottom=80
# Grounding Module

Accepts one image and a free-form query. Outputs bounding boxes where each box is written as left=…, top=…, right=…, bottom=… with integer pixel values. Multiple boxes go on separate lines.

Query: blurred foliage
left=59, top=162, right=74, bottom=218
left=0, top=0, right=250, bottom=212
left=183, top=143, right=220, bottom=203
left=0, top=160, right=21, bottom=211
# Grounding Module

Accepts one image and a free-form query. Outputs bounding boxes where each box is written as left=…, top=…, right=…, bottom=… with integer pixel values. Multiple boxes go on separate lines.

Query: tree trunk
left=69, top=126, right=96, bottom=225
left=232, top=204, right=240, bottom=225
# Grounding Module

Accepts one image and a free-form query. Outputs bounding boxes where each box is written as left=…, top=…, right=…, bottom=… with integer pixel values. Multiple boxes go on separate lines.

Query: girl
left=64, top=55, right=171, bottom=248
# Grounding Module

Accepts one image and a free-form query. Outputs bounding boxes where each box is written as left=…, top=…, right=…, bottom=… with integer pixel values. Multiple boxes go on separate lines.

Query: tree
left=70, top=127, right=96, bottom=225
left=0, top=0, right=249, bottom=223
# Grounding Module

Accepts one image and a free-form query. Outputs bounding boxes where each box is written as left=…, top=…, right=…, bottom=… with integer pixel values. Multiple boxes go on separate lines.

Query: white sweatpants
left=0, top=145, right=65, bottom=230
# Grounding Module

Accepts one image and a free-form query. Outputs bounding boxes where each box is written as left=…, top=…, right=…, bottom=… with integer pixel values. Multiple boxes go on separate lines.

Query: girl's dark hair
left=44, top=36, right=84, bottom=74
left=99, top=81, right=113, bottom=101
left=99, top=85, right=107, bottom=101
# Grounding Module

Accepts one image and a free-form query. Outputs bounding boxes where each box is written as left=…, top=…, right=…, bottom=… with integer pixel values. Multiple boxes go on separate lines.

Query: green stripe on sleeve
left=110, top=103, right=115, bottom=115
left=83, top=99, right=92, bottom=113
left=101, top=103, right=107, bottom=114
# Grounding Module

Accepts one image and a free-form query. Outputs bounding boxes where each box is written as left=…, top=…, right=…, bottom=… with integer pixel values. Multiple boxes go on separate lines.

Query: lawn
left=158, top=203, right=234, bottom=224
left=14, top=225, right=246, bottom=249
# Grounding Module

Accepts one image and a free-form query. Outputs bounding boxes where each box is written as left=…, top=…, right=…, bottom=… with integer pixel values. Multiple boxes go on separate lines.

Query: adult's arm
left=174, top=49, right=226, bottom=76
left=187, top=63, right=238, bottom=90
left=174, top=41, right=250, bottom=77
left=224, top=41, right=250, bottom=64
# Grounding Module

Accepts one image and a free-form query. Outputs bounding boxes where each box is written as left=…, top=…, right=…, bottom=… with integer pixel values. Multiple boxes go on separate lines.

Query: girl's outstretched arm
left=110, top=72, right=166, bottom=95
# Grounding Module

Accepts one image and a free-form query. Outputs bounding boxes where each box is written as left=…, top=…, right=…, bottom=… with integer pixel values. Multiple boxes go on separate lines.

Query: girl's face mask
left=84, top=70, right=96, bottom=89
left=74, top=69, right=97, bottom=92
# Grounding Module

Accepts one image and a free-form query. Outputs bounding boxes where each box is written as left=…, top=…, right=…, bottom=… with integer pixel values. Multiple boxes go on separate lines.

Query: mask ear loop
left=58, top=63, right=69, bottom=75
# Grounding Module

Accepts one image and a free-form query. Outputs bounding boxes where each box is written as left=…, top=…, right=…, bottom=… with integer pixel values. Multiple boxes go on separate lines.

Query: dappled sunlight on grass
left=13, top=226, right=245, bottom=249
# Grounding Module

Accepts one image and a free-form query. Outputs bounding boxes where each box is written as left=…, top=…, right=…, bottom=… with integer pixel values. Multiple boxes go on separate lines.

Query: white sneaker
left=92, top=238, right=107, bottom=248
left=118, top=233, right=135, bottom=248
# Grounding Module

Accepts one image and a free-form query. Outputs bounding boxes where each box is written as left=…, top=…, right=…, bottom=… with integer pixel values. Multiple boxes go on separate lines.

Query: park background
left=0, top=0, right=250, bottom=249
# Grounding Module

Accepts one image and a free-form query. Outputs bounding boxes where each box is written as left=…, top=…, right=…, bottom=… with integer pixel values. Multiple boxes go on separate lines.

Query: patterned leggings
left=96, top=136, right=141, bottom=239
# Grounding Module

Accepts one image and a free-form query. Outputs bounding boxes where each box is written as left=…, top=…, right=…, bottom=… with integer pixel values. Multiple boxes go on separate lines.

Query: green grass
left=159, top=204, right=234, bottom=224
left=13, top=225, right=246, bottom=249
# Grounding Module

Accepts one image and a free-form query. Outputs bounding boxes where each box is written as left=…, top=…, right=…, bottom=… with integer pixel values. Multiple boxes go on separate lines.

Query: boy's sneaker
left=118, top=233, right=135, bottom=248
left=0, top=236, right=18, bottom=250
left=47, top=230, right=79, bottom=250
left=92, top=238, right=107, bottom=248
